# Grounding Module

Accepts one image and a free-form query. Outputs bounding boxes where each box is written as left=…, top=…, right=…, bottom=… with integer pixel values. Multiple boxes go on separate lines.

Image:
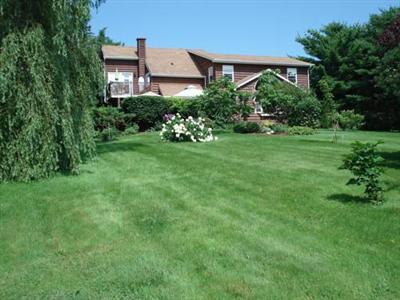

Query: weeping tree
left=0, top=1, right=104, bottom=181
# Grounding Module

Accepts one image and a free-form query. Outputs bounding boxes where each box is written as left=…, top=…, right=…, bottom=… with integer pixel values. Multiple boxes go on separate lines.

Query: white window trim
left=222, top=65, right=234, bottom=81
left=287, top=67, right=297, bottom=84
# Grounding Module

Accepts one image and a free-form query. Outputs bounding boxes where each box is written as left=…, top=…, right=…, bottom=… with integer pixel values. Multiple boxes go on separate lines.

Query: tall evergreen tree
left=297, top=7, right=400, bottom=130
left=0, top=1, right=104, bottom=181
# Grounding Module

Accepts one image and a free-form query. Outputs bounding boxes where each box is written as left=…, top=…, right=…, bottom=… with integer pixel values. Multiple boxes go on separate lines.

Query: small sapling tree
left=340, top=141, right=384, bottom=204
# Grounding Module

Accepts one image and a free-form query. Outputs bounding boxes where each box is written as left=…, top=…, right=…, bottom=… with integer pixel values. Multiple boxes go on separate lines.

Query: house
left=102, top=38, right=312, bottom=119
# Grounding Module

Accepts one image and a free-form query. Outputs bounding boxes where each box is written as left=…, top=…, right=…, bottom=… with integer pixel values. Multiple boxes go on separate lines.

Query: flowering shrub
left=160, top=114, right=217, bottom=142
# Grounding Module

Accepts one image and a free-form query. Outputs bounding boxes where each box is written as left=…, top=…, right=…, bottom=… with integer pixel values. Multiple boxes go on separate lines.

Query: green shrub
left=317, top=78, right=337, bottom=128
left=289, top=95, right=321, bottom=128
left=233, top=122, right=261, bottom=134
left=100, top=127, right=119, bottom=142
left=339, top=110, right=365, bottom=130
left=147, top=121, right=163, bottom=132
left=270, top=123, right=289, bottom=134
left=123, top=124, right=139, bottom=135
left=199, top=77, right=242, bottom=125
left=340, top=141, right=384, bottom=203
left=121, top=96, right=168, bottom=131
left=237, top=91, right=254, bottom=120
left=287, top=126, right=315, bottom=136
left=166, top=97, right=199, bottom=118
left=256, top=71, right=321, bottom=127
left=93, top=106, right=127, bottom=132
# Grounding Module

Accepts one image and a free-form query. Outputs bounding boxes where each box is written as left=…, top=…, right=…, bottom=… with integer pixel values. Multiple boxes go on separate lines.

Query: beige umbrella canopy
left=140, top=91, right=161, bottom=96
left=174, top=85, right=203, bottom=98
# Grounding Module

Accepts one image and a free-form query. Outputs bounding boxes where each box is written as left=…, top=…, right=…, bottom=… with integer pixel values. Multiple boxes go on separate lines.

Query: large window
left=208, top=66, right=214, bottom=83
left=108, top=71, right=133, bottom=97
left=222, top=65, right=234, bottom=81
left=287, top=68, right=297, bottom=84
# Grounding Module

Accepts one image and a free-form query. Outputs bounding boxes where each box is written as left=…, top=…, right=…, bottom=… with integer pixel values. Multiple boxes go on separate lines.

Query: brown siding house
left=101, top=38, right=312, bottom=118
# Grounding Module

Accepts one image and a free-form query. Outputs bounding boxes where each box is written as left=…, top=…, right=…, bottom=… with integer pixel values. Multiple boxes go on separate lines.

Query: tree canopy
left=0, top=0, right=104, bottom=181
left=95, top=27, right=123, bottom=47
left=297, top=7, right=400, bottom=130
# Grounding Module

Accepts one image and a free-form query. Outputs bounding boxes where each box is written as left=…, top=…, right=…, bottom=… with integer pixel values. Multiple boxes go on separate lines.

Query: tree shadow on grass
left=96, top=141, right=148, bottom=155
left=378, top=151, right=400, bottom=170
left=327, top=193, right=368, bottom=204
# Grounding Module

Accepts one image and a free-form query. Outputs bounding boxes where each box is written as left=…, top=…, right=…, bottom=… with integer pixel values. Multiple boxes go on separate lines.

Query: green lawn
left=1, top=130, right=399, bottom=299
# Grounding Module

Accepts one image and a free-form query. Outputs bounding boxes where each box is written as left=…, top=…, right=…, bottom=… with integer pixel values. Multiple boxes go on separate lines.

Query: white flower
left=214, top=136, right=218, bottom=141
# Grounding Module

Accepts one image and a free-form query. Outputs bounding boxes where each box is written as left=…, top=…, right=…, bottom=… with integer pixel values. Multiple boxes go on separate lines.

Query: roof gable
left=236, top=69, right=297, bottom=89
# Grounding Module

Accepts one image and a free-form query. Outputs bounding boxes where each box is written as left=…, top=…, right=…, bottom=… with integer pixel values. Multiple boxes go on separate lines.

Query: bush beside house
left=197, top=77, right=252, bottom=126
left=233, top=122, right=261, bottom=134
left=256, top=71, right=321, bottom=128
left=121, top=96, right=168, bottom=131
left=166, top=97, right=200, bottom=118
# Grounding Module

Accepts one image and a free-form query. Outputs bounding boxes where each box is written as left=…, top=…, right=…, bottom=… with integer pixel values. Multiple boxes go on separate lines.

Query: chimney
left=137, top=38, right=146, bottom=78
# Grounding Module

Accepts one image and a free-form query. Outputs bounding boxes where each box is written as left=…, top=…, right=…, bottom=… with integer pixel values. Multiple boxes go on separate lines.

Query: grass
left=0, top=130, right=399, bottom=299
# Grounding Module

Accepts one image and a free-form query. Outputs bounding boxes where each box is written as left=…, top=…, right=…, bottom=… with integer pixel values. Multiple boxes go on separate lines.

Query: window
left=108, top=71, right=133, bottom=97
left=208, top=66, right=214, bottom=83
left=255, top=102, right=263, bottom=114
left=222, top=65, right=234, bottom=81
left=287, top=68, right=297, bottom=84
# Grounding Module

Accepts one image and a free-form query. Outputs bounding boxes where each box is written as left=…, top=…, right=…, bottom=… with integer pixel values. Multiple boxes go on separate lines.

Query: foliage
left=123, top=124, right=139, bottom=135
left=290, top=95, right=321, bottom=128
left=270, top=123, right=289, bottom=134
left=338, top=110, right=365, bottom=130
left=0, top=28, right=59, bottom=181
left=237, top=91, right=254, bottom=120
left=340, top=141, right=384, bottom=203
left=233, top=122, right=261, bottom=134
left=256, top=71, right=292, bottom=121
left=121, top=96, right=168, bottom=131
left=287, top=126, right=315, bottom=136
left=297, top=7, right=400, bottom=130
left=0, top=1, right=103, bottom=181
left=160, top=114, right=216, bottom=142
left=100, top=127, right=119, bottom=142
left=256, top=72, right=321, bottom=127
left=166, top=97, right=199, bottom=118
left=317, top=78, right=337, bottom=128
left=95, top=27, right=123, bottom=48
left=198, top=77, right=244, bottom=125
left=93, top=106, right=128, bottom=132
left=148, top=121, right=163, bottom=132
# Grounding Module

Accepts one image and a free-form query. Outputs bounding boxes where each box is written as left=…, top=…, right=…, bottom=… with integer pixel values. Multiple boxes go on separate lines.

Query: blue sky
left=90, top=0, right=399, bottom=57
